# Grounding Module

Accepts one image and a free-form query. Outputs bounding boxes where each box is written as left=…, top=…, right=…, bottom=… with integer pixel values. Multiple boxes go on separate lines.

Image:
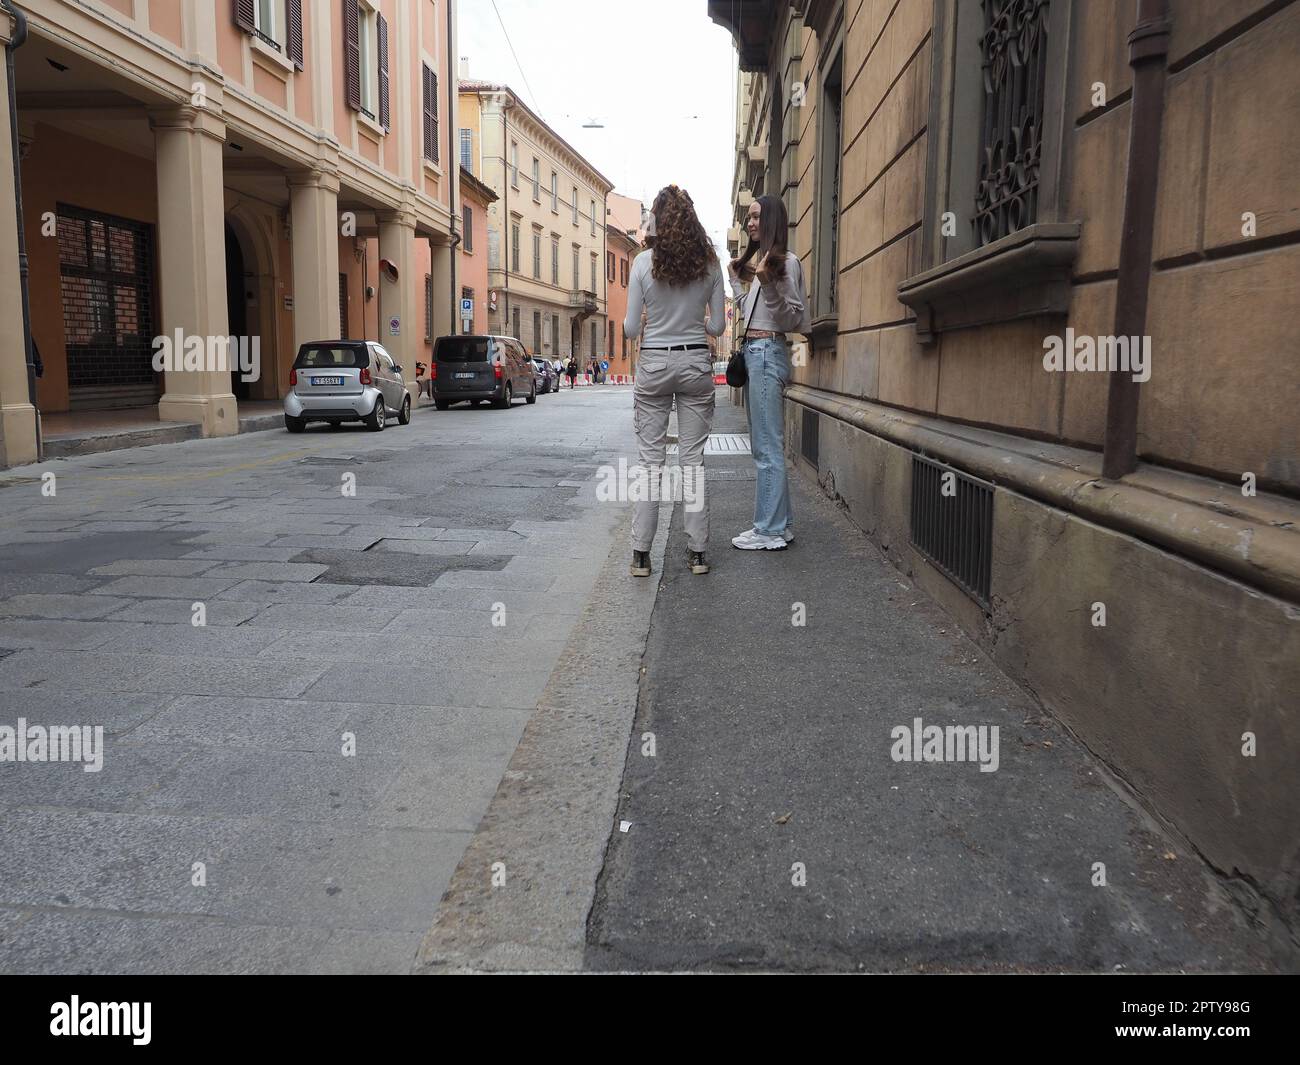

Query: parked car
left=432, top=334, right=537, bottom=410
left=284, top=340, right=411, bottom=432
left=530, top=356, right=556, bottom=394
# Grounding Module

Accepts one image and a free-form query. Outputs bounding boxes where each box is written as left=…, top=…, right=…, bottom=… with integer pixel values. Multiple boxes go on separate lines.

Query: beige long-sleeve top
left=728, top=251, right=811, bottom=336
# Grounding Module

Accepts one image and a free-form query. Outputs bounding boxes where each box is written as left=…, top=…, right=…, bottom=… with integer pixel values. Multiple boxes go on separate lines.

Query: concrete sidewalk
left=585, top=393, right=1276, bottom=972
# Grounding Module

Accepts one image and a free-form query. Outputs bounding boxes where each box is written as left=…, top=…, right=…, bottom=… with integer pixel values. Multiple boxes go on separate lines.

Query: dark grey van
left=432, top=335, right=537, bottom=410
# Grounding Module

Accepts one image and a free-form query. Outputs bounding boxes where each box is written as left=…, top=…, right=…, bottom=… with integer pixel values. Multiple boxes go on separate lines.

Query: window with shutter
left=339, top=273, right=348, bottom=337
left=425, top=275, right=433, bottom=340
left=462, top=205, right=473, bottom=252
left=234, top=0, right=256, bottom=35
left=285, top=0, right=303, bottom=69
left=343, top=1, right=361, bottom=112
left=422, top=64, right=436, bottom=162
left=377, top=14, right=390, bottom=132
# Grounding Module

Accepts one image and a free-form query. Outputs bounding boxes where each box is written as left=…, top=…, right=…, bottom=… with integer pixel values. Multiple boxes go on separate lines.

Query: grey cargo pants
left=630, top=346, right=716, bottom=553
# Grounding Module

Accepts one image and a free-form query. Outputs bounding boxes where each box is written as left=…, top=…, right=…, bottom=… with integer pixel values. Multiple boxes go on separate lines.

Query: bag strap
left=738, top=277, right=761, bottom=348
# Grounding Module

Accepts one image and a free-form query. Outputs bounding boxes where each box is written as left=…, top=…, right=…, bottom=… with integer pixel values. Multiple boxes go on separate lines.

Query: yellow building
left=0, top=0, right=462, bottom=466
left=458, top=80, right=613, bottom=363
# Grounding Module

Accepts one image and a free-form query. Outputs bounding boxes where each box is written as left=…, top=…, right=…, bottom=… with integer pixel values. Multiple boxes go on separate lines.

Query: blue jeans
left=743, top=337, right=792, bottom=536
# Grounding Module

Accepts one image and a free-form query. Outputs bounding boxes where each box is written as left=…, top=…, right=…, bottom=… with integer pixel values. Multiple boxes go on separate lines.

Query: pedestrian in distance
left=727, top=193, right=810, bottom=551
left=566, top=357, right=578, bottom=389
left=625, top=184, right=726, bottom=578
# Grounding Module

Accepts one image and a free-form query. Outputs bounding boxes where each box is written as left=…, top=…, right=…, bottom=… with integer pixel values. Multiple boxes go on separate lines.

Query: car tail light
left=289, top=368, right=297, bottom=386
left=359, top=367, right=372, bottom=385
left=429, top=363, right=436, bottom=379
left=494, top=363, right=503, bottom=379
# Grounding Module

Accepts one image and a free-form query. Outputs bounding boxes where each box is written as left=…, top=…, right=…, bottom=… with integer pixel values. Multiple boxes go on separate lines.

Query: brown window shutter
left=343, top=0, right=360, bottom=112
left=286, top=0, right=304, bottom=70
left=430, top=70, right=440, bottom=163
left=421, top=64, right=435, bottom=162
left=233, top=0, right=255, bottom=34
left=377, top=13, right=390, bottom=131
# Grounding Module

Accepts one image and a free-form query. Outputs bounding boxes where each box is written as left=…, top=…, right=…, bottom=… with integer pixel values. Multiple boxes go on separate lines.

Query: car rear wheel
left=284, top=414, right=305, bottom=433
left=397, top=394, right=411, bottom=425
left=526, top=381, right=537, bottom=404
left=365, top=397, right=386, bottom=431
left=435, top=398, right=450, bottom=411
left=495, top=383, right=512, bottom=409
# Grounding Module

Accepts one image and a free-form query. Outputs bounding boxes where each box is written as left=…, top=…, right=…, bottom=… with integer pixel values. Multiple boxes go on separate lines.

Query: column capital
left=377, top=207, right=418, bottom=230
left=287, top=168, right=341, bottom=196
left=148, top=105, right=226, bottom=145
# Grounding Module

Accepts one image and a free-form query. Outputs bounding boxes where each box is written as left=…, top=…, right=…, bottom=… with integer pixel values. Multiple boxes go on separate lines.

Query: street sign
left=461, top=298, right=474, bottom=315
left=388, top=316, right=400, bottom=336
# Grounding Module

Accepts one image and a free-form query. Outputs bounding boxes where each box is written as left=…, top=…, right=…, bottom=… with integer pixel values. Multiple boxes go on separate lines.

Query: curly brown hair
left=647, top=185, right=716, bottom=287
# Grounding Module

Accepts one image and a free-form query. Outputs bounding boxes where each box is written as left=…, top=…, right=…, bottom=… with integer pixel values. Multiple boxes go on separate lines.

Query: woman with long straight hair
left=624, top=184, right=727, bottom=577
left=727, top=194, right=810, bottom=550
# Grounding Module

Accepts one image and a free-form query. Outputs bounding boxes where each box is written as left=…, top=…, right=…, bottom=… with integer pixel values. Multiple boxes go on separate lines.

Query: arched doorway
left=224, top=223, right=250, bottom=401
left=223, top=210, right=281, bottom=401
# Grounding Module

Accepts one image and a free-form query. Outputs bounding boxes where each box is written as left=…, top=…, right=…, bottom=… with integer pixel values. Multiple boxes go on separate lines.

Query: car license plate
left=454, top=372, right=475, bottom=379
left=313, top=376, right=343, bottom=386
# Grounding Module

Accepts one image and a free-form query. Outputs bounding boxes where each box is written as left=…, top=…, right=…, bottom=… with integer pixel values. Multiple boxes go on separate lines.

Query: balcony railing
left=569, top=290, right=598, bottom=318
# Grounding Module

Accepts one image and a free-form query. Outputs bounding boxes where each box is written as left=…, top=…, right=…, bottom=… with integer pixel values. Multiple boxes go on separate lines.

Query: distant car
left=432, top=334, right=537, bottom=410
left=530, top=356, right=556, bottom=394
left=712, top=360, right=728, bottom=385
left=284, top=340, right=411, bottom=432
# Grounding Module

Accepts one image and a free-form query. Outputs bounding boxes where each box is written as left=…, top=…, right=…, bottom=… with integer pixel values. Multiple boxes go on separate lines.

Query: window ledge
left=422, top=157, right=443, bottom=179
left=897, top=223, right=1080, bottom=344
left=251, top=35, right=295, bottom=76
left=358, top=110, right=386, bottom=139
left=809, top=314, right=838, bottom=343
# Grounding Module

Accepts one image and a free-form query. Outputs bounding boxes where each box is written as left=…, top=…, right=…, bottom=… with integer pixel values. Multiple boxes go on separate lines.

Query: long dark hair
left=730, top=194, right=788, bottom=282
left=646, top=185, right=715, bottom=286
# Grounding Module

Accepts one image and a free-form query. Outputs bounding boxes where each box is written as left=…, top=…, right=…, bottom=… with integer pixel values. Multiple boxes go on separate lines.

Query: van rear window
left=437, top=337, right=495, bottom=362
left=295, top=346, right=369, bottom=369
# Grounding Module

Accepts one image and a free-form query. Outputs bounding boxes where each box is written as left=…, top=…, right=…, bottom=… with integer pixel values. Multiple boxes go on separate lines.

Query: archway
left=223, top=209, right=281, bottom=401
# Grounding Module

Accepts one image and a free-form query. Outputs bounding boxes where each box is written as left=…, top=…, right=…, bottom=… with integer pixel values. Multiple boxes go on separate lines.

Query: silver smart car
left=284, top=340, right=412, bottom=432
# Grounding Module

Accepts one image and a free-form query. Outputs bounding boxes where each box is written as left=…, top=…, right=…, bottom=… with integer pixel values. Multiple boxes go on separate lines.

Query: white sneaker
left=731, top=528, right=788, bottom=550
left=738, top=526, right=794, bottom=543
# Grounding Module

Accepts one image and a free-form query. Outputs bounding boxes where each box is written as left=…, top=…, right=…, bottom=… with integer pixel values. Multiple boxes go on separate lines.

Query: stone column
left=150, top=106, right=237, bottom=435
left=0, top=12, right=38, bottom=467
left=288, top=169, right=342, bottom=351
left=430, top=235, right=454, bottom=342
left=377, top=209, right=419, bottom=374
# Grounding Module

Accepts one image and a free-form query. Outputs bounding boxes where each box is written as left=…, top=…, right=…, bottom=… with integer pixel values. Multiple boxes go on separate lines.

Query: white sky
left=458, top=0, right=739, bottom=259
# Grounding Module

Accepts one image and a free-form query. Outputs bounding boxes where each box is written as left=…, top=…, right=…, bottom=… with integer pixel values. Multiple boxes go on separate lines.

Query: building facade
left=458, top=80, right=612, bottom=363
left=0, top=0, right=462, bottom=467
left=713, top=0, right=1300, bottom=942
left=454, top=164, right=495, bottom=336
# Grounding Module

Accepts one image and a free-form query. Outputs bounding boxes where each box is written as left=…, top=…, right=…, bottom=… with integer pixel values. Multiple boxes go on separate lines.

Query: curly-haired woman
left=624, top=185, right=727, bottom=578
left=727, top=194, right=810, bottom=550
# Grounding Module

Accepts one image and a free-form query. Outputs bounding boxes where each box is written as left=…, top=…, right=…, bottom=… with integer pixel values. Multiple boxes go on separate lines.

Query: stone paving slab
left=201, top=562, right=331, bottom=583
left=104, top=600, right=265, bottom=626
left=215, top=580, right=360, bottom=604
left=0, top=619, right=123, bottom=651
left=88, top=576, right=245, bottom=600
left=88, top=559, right=223, bottom=577
left=242, top=605, right=402, bottom=633
left=0, top=594, right=135, bottom=620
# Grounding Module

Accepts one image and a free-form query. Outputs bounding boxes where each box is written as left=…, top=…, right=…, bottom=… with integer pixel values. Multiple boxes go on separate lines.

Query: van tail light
left=429, top=363, right=436, bottom=379
left=289, top=368, right=297, bottom=386
left=359, top=367, right=372, bottom=385
left=494, top=363, right=503, bottom=380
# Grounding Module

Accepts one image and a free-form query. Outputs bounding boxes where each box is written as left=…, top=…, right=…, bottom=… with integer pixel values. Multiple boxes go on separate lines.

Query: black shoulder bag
left=725, top=280, right=759, bottom=388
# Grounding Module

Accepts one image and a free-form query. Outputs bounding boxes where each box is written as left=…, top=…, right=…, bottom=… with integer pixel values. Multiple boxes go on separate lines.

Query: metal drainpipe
left=445, top=0, right=456, bottom=336
left=2, top=0, right=40, bottom=459
left=1102, top=0, right=1171, bottom=480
